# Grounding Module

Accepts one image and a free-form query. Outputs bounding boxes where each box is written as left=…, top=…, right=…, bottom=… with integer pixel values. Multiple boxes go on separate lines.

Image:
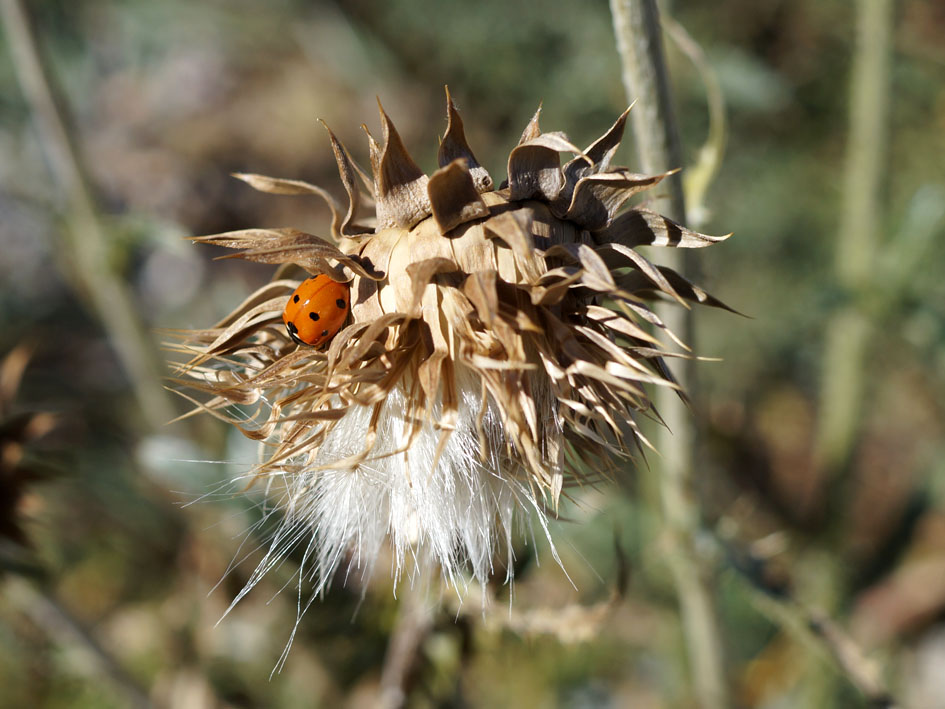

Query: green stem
left=807, top=0, right=894, bottom=703
left=814, top=0, right=894, bottom=478
left=1, top=0, right=176, bottom=431
left=610, top=2, right=728, bottom=707
left=741, top=576, right=895, bottom=705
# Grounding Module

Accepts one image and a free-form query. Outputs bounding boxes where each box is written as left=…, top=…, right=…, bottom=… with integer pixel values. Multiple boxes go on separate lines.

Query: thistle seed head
left=170, top=88, right=731, bottom=600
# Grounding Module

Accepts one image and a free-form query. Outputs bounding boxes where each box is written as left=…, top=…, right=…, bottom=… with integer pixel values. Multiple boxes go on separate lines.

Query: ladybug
left=282, top=275, right=350, bottom=347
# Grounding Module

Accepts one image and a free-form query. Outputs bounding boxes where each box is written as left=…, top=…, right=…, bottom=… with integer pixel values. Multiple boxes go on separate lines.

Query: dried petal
left=562, top=169, right=675, bottom=230
left=507, top=133, right=585, bottom=203
left=373, top=102, right=431, bottom=229
left=438, top=87, right=493, bottom=193
left=618, top=265, right=741, bottom=313
left=427, top=159, right=490, bottom=234
left=518, top=104, right=543, bottom=144
left=594, top=207, right=729, bottom=246
left=558, top=106, right=632, bottom=209
left=320, top=121, right=375, bottom=236
left=191, top=228, right=379, bottom=282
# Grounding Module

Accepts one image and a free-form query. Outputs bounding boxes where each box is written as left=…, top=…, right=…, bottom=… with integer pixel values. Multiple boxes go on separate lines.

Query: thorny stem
left=1, top=0, right=176, bottom=431
left=805, top=0, right=894, bottom=704
left=610, top=1, right=728, bottom=707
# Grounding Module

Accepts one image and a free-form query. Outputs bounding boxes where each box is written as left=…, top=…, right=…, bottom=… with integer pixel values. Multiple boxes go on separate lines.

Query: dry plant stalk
left=169, top=89, right=731, bottom=604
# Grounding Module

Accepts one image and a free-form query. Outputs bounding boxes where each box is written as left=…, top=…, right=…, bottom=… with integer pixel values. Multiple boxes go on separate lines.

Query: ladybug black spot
left=293, top=294, right=300, bottom=303
left=287, top=321, right=298, bottom=334
left=309, top=312, right=320, bottom=321
left=336, top=298, right=346, bottom=309
left=321, top=330, right=329, bottom=337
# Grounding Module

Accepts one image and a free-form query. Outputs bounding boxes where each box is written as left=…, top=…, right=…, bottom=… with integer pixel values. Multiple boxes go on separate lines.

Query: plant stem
left=814, top=0, right=894, bottom=479
left=805, top=0, right=894, bottom=703
left=742, top=579, right=895, bottom=706
left=378, top=585, right=434, bottom=709
left=1, top=0, right=176, bottom=431
left=610, top=2, right=728, bottom=707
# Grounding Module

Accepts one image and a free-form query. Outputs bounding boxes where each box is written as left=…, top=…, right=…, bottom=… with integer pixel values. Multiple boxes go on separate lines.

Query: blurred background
left=1, top=0, right=944, bottom=706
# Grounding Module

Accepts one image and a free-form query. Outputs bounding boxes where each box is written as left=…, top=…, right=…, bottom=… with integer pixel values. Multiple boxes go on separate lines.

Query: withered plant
left=170, top=90, right=730, bottom=605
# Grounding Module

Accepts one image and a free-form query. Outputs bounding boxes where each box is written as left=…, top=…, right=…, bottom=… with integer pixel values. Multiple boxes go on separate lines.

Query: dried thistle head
left=170, top=89, right=730, bottom=600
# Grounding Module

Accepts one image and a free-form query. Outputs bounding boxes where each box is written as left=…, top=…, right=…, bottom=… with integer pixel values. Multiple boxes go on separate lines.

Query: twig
left=712, top=530, right=898, bottom=705
left=377, top=585, right=435, bottom=709
left=733, top=564, right=897, bottom=706
left=1, top=0, right=176, bottom=431
left=609, top=2, right=728, bottom=707
left=662, top=15, right=727, bottom=229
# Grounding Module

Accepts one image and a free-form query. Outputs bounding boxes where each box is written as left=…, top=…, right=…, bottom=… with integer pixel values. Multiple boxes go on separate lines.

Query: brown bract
left=169, top=89, right=731, bottom=510
left=0, top=345, right=56, bottom=548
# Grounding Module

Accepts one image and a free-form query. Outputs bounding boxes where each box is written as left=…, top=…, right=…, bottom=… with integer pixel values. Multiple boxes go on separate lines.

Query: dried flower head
left=171, top=89, right=730, bottom=604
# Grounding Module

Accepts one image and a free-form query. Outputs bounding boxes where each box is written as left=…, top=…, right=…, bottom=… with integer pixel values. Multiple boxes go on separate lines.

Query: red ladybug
left=282, top=275, right=350, bottom=347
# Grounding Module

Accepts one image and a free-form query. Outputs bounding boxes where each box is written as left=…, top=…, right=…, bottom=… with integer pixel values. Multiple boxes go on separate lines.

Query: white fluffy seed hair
left=226, top=366, right=559, bottom=622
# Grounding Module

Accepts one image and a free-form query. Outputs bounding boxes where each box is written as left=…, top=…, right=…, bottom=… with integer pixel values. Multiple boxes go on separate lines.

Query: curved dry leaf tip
left=438, top=86, right=493, bottom=192
left=372, top=100, right=432, bottom=229
left=319, top=119, right=375, bottom=234
left=231, top=172, right=316, bottom=194
left=319, top=121, right=353, bottom=176
left=507, top=132, right=590, bottom=203
left=360, top=123, right=380, bottom=158
left=321, top=120, right=375, bottom=201
left=317, top=118, right=341, bottom=147
left=229, top=175, right=343, bottom=244
left=441, top=86, right=471, bottom=163
left=583, top=106, right=633, bottom=169
left=375, top=100, right=426, bottom=185
left=518, top=103, right=543, bottom=145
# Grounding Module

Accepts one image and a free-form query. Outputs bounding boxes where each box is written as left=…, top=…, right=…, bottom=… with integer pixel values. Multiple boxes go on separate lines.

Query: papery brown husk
left=169, top=90, right=733, bottom=517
